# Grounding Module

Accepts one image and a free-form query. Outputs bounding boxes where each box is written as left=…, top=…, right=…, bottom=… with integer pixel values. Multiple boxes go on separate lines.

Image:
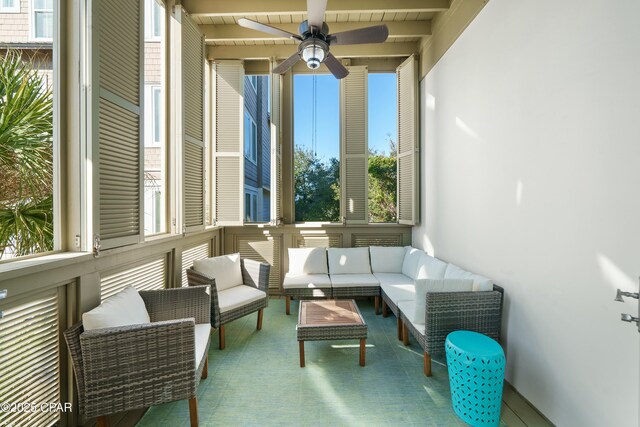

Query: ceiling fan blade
left=273, top=52, right=301, bottom=74
left=237, top=18, right=302, bottom=41
left=307, top=0, right=327, bottom=30
left=324, top=53, right=349, bottom=79
left=328, top=25, right=389, bottom=45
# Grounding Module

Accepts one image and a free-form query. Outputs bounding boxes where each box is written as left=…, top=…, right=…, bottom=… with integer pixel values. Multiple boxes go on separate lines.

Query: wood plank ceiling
left=181, top=0, right=451, bottom=60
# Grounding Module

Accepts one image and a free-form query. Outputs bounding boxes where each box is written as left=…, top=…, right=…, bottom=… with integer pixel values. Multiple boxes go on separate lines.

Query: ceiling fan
left=237, top=0, right=389, bottom=79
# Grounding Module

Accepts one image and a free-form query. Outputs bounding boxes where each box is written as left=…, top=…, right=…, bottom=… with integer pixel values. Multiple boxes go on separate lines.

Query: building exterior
left=243, top=75, right=270, bottom=222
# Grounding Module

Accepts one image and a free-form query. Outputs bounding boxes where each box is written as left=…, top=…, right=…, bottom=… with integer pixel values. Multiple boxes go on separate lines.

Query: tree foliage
left=294, top=146, right=340, bottom=222
left=0, top=51, right=53, bottom=258
left=368, top=136, right=397, bottom=222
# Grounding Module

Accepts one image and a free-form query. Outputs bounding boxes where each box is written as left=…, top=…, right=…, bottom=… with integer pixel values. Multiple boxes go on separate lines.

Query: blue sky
left=293, top=73, right=397, bottom=162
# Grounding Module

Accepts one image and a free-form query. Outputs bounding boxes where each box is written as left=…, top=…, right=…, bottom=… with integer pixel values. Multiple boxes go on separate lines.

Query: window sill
left=0, top=251, right=93, bottom=283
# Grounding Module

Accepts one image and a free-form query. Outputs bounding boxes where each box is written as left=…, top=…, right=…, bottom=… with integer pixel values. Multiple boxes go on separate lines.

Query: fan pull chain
left=312, top=72, right=317, bottom=157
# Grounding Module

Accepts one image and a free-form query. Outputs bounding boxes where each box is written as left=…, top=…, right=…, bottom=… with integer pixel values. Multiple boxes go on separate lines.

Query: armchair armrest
left=423, top=289, right=503, bottom=358
left=187, top=267, right=221, bottom=327
left=79, top=319, right=197, bottom=417
left=140, top=286, right=211, bottom=324
left=241, top=258, right=270, bottom=294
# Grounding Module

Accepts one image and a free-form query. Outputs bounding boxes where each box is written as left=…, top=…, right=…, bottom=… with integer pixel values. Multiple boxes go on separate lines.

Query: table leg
left=299, top=341, right=305, bottom=367
left=359, top=339, right=366, bottom=367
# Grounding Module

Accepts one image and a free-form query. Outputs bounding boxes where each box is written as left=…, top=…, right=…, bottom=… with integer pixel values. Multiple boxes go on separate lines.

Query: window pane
left=293, top=74, right=339, bottom=222
left=143, top=1, right=165, bottom=235
left=34, top=0, right=52, bottom=9
left=0, top=51, right=55, bottom=256
left=368, top=73, right=398, bottom=223
left=243, top=75, right=270, bottom=223
left=34, top=11, right=53, bottom=39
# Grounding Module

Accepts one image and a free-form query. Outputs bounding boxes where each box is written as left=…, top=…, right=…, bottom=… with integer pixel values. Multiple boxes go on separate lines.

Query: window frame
left=31, top=0, right=54, bottom=41
left=0, top=0, right=20, bottom=13
left=144, top=0, right=162, bottom=41
left=244, top=111, right=258, bottom=164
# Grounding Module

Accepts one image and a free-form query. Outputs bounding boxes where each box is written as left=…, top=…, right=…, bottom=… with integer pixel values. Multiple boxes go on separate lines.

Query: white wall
left=413, top=1, right=640, bottom=426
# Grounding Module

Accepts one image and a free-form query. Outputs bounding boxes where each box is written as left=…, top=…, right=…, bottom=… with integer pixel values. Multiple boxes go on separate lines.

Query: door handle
left=614, top=289, right=639, bottom=302
left=615, top=279, right=640, bottom=333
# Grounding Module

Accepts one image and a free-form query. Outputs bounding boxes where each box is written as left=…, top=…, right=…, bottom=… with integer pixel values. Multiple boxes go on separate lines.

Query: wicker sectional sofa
left=283, top=246, right=504, bottom=376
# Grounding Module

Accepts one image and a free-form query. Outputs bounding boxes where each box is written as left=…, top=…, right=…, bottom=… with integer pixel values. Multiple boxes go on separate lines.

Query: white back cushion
left=412, top=278, right=474, bottom=323
left=328, top=247, right=371, bottom=274
left=193, top=253, right=243, bottom=291
left=288, top=247, right=328, bottom=275
left=415, top=253, right=448, bottom=280
left=444, top=263, right=493, bottom=291
left=83, top=286, right=150, bottom=330
left=369, top=246, right=407, bottom=273
left=401, top=247, right=424, bottom=279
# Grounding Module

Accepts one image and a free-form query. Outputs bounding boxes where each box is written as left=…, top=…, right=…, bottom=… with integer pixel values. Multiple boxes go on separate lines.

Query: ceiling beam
left=207, top=42, right=419, bottom=60
left=184, top=0, right=449, bottom=16
left=202, top=21, right=431, bottom=43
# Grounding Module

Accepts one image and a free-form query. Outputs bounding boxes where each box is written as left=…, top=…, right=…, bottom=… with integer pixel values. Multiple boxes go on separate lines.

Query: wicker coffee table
left=297, top=299, right=368, bottom=367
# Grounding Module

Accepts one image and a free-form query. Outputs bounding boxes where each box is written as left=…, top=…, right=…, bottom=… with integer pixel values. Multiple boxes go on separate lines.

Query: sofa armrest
left=187, top=267, right=221, bottom=327
left=79, top=319, right=197, bottom=417
left=423, top=289, right=503, bottom=358
left=241, top=258, right=270, bottom=294
left=140, top=286, right=211, bottom=325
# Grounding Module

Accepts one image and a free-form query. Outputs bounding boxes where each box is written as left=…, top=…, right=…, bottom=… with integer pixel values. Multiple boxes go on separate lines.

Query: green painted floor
left=137, top=298, right=508, bottom=427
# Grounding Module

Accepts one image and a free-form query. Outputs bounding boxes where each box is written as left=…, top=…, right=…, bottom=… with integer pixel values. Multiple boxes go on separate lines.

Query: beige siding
left=144, top=41, right=161, bottom=84
left=0, top=0, right=30, bottom=42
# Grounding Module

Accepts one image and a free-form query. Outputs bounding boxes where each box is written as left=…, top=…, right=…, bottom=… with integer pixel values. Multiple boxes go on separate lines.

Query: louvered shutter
left=212, top=61, right=244, bottom=225
left=235, top=235, right=282, bottom=294
left=92, top=0, right=143, bottom=249
left=0, top=288, right=64, bottom=427
left=181, top=241, right=211, bottom=286
left=340, top=66, right=368, bottom=224
left=179, top=8, right=206, bottom=232
left=270, top=61, right=282, bottom=225
left=100, top=256, right=166, bottom=301
left=397, top=55, right=419, bottom=225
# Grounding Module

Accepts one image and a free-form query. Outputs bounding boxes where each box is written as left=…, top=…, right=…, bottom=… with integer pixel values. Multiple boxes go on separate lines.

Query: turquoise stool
left=445, top=330, right=505, bottom=427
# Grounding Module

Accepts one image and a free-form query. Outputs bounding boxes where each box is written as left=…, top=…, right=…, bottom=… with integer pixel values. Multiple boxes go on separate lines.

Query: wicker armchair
left=64, top=286, right=211, bottom=427
left=400, top=285, right=504, bottom=376
left=187, top=257, right=270, bottom=350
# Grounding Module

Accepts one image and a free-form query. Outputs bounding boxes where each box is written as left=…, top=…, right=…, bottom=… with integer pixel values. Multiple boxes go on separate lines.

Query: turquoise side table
left=445, top=330, right=505, bottom=427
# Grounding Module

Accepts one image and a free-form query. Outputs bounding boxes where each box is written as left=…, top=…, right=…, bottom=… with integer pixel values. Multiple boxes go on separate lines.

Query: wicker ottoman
left=297, top=300, right=368, bottom=367
left=445, top=330, right=505, bottom=427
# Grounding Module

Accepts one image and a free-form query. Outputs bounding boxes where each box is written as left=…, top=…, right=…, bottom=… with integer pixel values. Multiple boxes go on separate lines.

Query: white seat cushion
left=83, top=286, right=150, bottom=330
left=373, top=272, right=414, bottom=286
left=329, top=273, right=379, bottom=288
left=369, top=246, right=407, bottom=273
left=194, top=323, right=211, bottom=368
left=327, top=247, right=371, bottom=275
left=444, top=263, right=493, bottom=291
left=402, top=247, right=425, bottom=279
left=412, top=278, right=474, bottom=323
left=288, top=247, right=328, bottom=275
left=217, top=285, right=266, bottom=313
left=193, top=253, right=244, bottom=292
left=381, top=284, right=416, bottom=306
left=415, top=253, right=448, bottom=280
left=283, top=273, right=332, bottom=289
left=398, top=300, right=425, bottom=334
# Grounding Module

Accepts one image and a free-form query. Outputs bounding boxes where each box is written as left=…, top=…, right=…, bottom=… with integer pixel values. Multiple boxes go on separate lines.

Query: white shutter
left=397, top=55, right=419, bottom=225
left=212, top=61, right=244, bottom=225
left=340, top=66, right=368, bottom=224
left=235, top=234, right=282, bottom=294
left=100, top=256, right=166, bottom=301
left=181, top=241, right=211, bottom=287
left=270, top=61, right=283, bottom=225
left=0, top=288, right=63, bottom=427
left=92, top=0, right=143, bottom=249
left=180, top=8, right=206, bottom=232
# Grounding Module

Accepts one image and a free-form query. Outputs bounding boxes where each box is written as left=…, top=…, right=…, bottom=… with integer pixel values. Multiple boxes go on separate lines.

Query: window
left=368, top=73, right=398, bottom=223
left=0, top=0, right=19, bottom=13
left=293, top=74, right=340, bottom=222
left=244, top=112, right=257, bottom=163
left=32, top=0, right=53, bottom=40
left=0, top=9, right=56, bottom=259
left=145, top=0, right=161, bottom=40
left=143, top=1, right=166, bottom=236
left=244, top=189, right=258, bottom=222
left=248, top=75, right=257, bottom=91
left=243, top=74, right=270, bottom=223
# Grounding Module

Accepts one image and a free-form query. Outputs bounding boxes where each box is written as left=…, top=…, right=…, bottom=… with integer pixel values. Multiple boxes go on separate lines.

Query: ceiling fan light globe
left=306, top=58, right=321, bottom=69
